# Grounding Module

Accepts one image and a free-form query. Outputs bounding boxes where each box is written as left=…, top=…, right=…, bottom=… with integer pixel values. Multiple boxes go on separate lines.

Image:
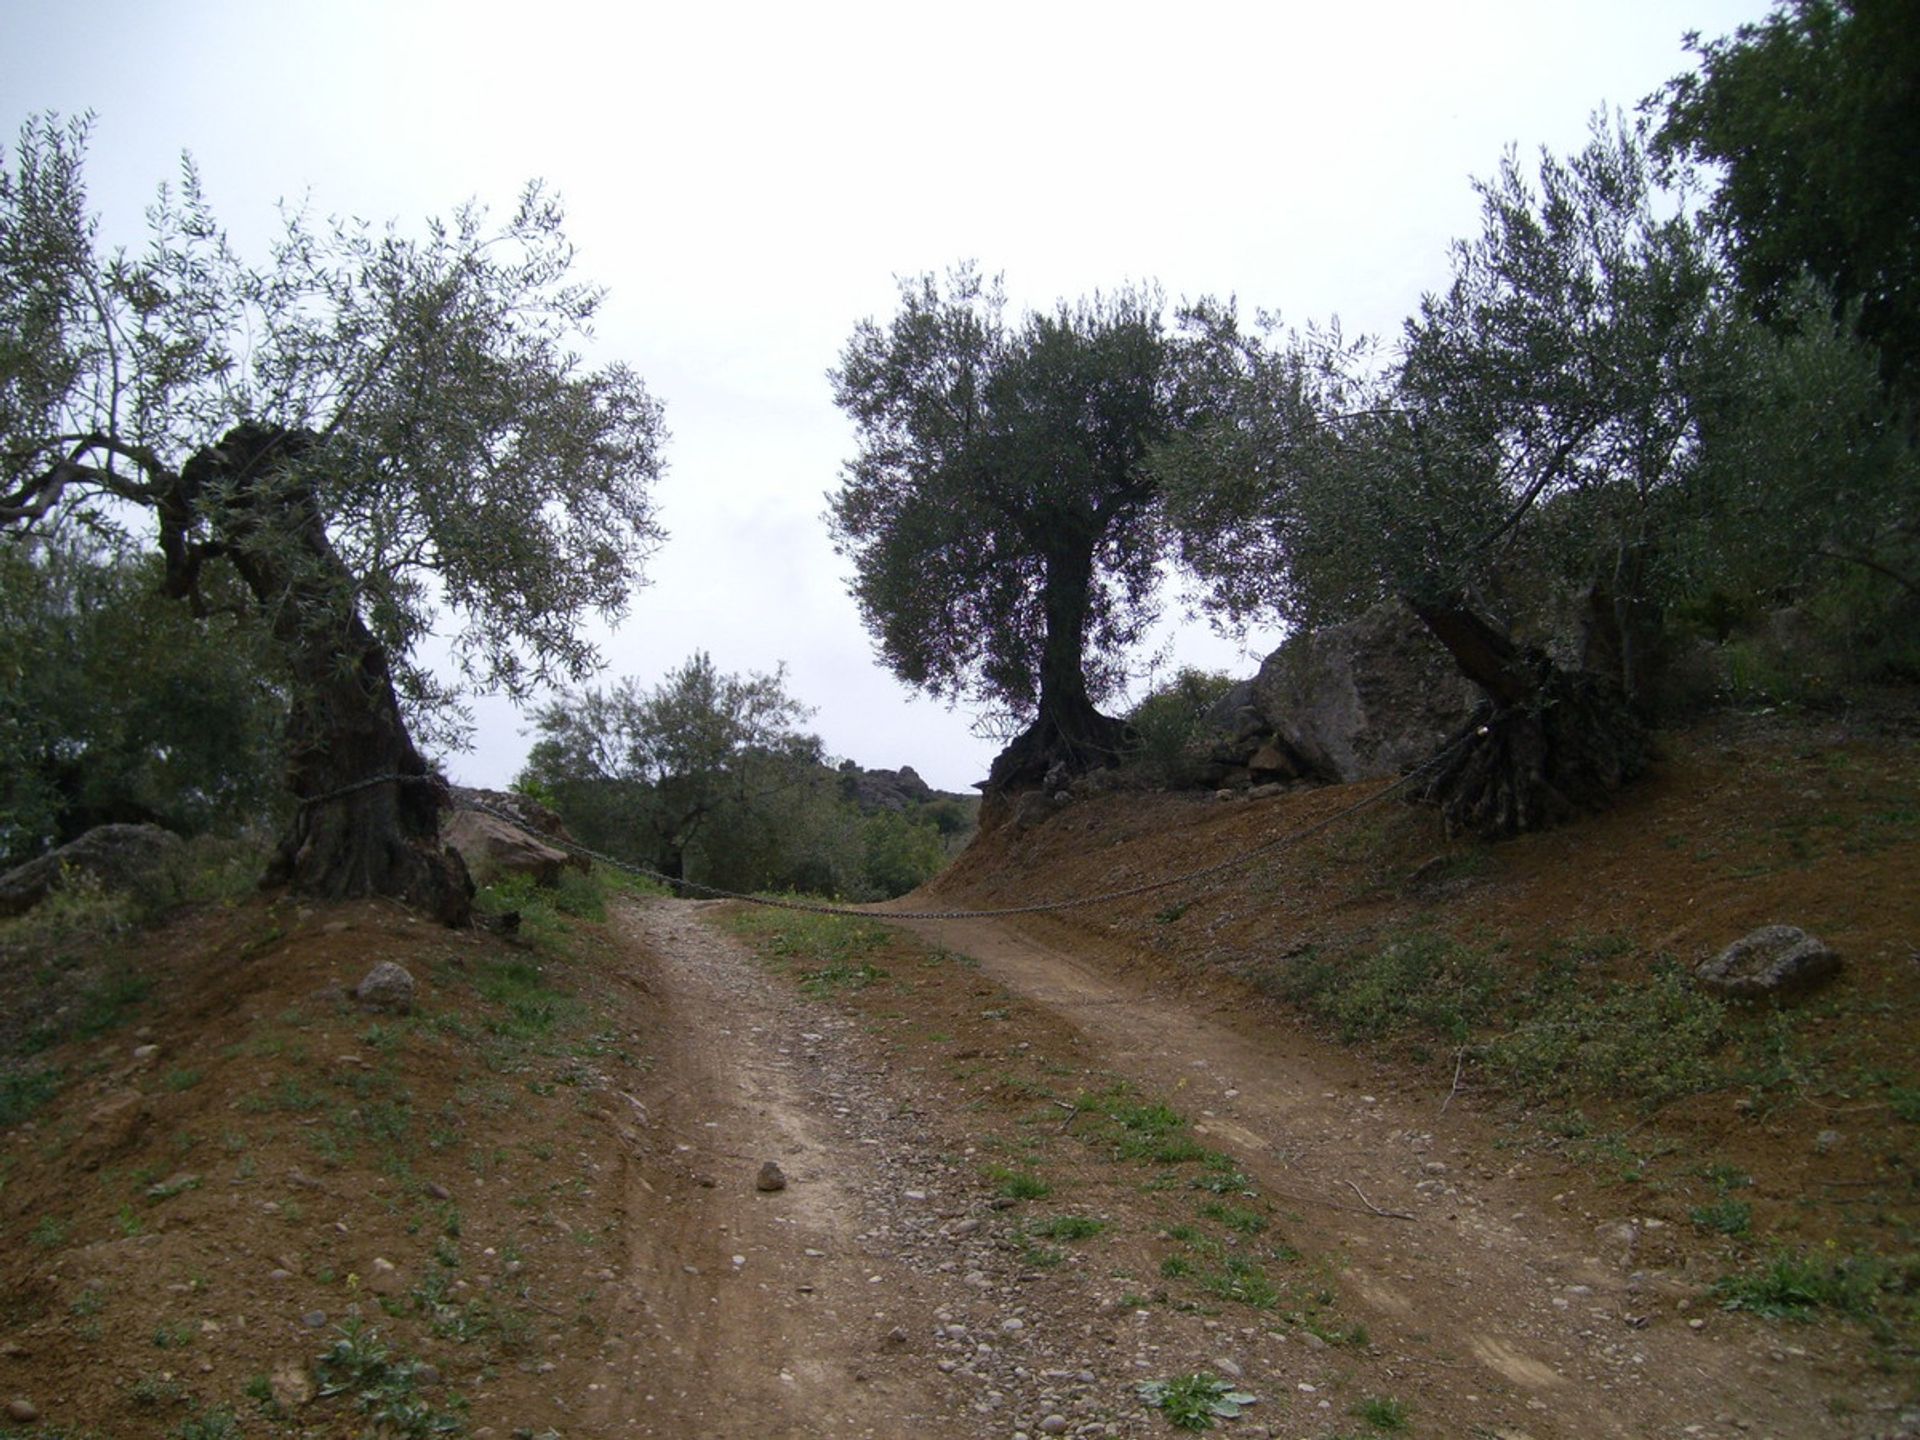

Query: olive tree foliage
left=1163, top=117, right=1724, bottom=835
left=522, top=653, right=830, bottom=893
left=0, top=536, right=283, bottom=866
left=829, top=267, right=1184, bottom=788
left=0, top=115, right=665, bottom=918
left=1656, top=0, right=1920, bottom=404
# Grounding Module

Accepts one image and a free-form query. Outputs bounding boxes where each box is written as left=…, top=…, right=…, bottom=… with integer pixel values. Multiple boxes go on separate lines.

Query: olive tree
left=1165, top=118, right=1723, bottom=836
left=522, top=653, right=826, bottom=892
left=829, top=267, right=1186, bottom=789
left=0, top=115, right=665, bottom=920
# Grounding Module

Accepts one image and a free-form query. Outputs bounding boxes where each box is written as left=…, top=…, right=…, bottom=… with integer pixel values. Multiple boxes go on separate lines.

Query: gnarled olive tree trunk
left=1409, top=596, right=1646, bottom=839
left=172, top=425, right=472, bottom=923
left=985, top=535, right=1130, bottom=791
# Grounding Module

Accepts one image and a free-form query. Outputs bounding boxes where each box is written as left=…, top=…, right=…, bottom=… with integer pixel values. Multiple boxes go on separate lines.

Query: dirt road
left=597, top=896, right=1893, bottom=1439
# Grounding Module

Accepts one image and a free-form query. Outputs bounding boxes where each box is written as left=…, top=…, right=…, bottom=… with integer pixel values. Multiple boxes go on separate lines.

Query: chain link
left=458, top=728, right=1481, bottom=922
left=288, top=721, right=1484, bottom=922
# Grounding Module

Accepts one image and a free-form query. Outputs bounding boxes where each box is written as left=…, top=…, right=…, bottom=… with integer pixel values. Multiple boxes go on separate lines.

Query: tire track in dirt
left=585, top=900, right=973, bottom=1438
left=898, top=912, right=1860, bottom=1440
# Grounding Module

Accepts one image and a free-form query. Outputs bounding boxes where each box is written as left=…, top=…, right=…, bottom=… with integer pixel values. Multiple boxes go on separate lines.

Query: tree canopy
left=522, top=654, right=959, bottom=899
left=1656, top=0, right=1920, bottom=402
left=829, top=267, right=1186, bottom=788
left=1163, top=118, right=1727, bottom=834
left=0, top=536, right=283, bottom=866
left=0, top=114, right=666, bottom=917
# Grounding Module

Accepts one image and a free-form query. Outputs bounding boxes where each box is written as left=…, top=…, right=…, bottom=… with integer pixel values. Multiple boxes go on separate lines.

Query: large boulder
left=0, top=823, right=185, bottom=918
left=1695, top=925, right=1842, bottom=1002
left=1252, top=600, right=1479, bottom=783
left=446, top=788, right=589, bottom=873
left=441, top=810, right=571, bottom=889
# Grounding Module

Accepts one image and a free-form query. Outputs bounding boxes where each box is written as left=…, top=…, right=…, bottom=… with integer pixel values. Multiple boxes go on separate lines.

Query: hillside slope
left=923, top=701, right=1920, bottom=1350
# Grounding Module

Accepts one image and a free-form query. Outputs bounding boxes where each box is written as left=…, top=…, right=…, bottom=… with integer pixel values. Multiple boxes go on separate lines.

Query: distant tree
left=522, top=653, right=824, bottom=891
left=0, top=536, right=283, bottom=866
left=1165, top=119, right=1723, bottom=836
left=1656, top=0, right=1920, bottom=402
left=0, top=115, right=665, bottom=920
left=829, top=267, right=1188, bottom=790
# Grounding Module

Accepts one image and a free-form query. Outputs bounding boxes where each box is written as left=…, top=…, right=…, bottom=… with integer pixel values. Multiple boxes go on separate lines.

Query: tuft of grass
left=1690, top=1197, right=1753, bottom=1237
left=0, top=1065, right=63, bottom=1126
left=986, top=1165, right=1051, bottom=1201
left=1481, top=960, right=1729, bottom=1107
left=315, top=1320, right=468, bottom=1438
left=1030, top=1214, right=1106, bottom=1241
left=718, top=906, right=893, bottom=973
left=799, top=961, right=887, bottom=997
left=1714, top=1246, right=1917, bottom=1334
left=1353, top=1394, right=1411, bottom=1431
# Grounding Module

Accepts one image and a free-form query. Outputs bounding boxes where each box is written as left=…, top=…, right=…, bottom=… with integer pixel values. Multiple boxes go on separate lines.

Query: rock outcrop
left=1251, top=600, right=1480, bottom=784
left=0, top=823, right=184, bottom=918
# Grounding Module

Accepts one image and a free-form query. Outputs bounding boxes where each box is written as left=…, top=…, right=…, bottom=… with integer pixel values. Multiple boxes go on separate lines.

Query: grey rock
left=447, top=787, right=589, bottom=870
left=756, top=1161, right=788, bottom=1192
left=0, top=823, right=183, bottom=917
left=355, top=961, right=416, bottom=1014
left=6, top=1399, right=40, bottom=1424
left=1251, top=599, right=1478, bottom=784
left=269, top=1361, right=314, bottom=1407
left=1695, top=926, right=1841, bottom=1001
left=442, top=810, right=572, bottom=889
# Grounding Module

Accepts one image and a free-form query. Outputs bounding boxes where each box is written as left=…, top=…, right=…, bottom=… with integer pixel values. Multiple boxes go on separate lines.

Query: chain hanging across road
left=298, top=721, right=1486, bottom=923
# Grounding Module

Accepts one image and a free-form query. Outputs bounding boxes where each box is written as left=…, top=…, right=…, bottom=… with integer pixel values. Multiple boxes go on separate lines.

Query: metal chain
left=452, top=726, right=1483, bottom=922
left=287, top=720, right=1485, bottom=922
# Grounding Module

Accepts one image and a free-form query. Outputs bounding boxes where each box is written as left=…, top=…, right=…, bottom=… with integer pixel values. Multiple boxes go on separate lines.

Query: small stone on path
left=756, top=1160, right=788, bottom=1192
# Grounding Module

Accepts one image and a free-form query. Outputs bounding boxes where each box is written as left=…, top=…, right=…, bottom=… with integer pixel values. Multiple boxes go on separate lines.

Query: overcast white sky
left=2, top=0, right=1769, bottom=792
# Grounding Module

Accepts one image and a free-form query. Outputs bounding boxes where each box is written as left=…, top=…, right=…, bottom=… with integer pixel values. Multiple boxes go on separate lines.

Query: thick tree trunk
left=1408, top=595, right=1646, bottom=840
left=176, top=425, right=472, bottom=924
left=986, top=538, right=1129, bottom=791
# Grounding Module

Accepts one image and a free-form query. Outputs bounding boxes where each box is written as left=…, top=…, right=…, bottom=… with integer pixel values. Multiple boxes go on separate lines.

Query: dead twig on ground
left=1346, top=1180, right=1416, bottom=1221
left=1439, top=1047, right=1466, bottom=1116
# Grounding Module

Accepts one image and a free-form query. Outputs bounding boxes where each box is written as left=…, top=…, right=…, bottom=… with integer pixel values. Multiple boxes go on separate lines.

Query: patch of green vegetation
left=1030, top=1214, right=1106, bottom=1241
left=1691, top=1197, right=1754, bottom=1237
left=28, top=1216, right=67, bottom=1249
left=1199, top=1201, right=1267, bottom=1235
left=0, top=1065, right=63, bottom=1126
left=799, top=961, right=887, bottom=997
left=169, top=1403, right=245, bottom=1438
left=1715, top=1247, right=1919, bottom=1337
left=1481, top=960, right=1729, bottom=1107
left=314, top=1320, right=468, bottom=1437
left=1353, top=1394, right=1411, bottom=1431
left=986, top=1165, right=1051, bottom=1201
left=1276, top=931, right=1499, bottom=1043
left=470, top=956, right=579, bottom=1041
left=1136, top=1372, right=1257, bottom=1431
left=1196, top=1255, right=1281, bottom=1308
left=718, top=905, right=895, bottom=974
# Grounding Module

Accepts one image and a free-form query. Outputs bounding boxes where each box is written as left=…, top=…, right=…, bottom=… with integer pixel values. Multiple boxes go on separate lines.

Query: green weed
left=1691, top=1198, right=1754, bottom=1237
left=1136, top=1372, right=1257, bottom=1431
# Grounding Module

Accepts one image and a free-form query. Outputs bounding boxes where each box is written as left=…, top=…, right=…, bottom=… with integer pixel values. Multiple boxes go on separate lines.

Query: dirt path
left=578, top=897, right=1890, bottom=1439
left=588, top=900, right=972, bottom=1437
left=901, top=913, right=1864, bottom=1439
